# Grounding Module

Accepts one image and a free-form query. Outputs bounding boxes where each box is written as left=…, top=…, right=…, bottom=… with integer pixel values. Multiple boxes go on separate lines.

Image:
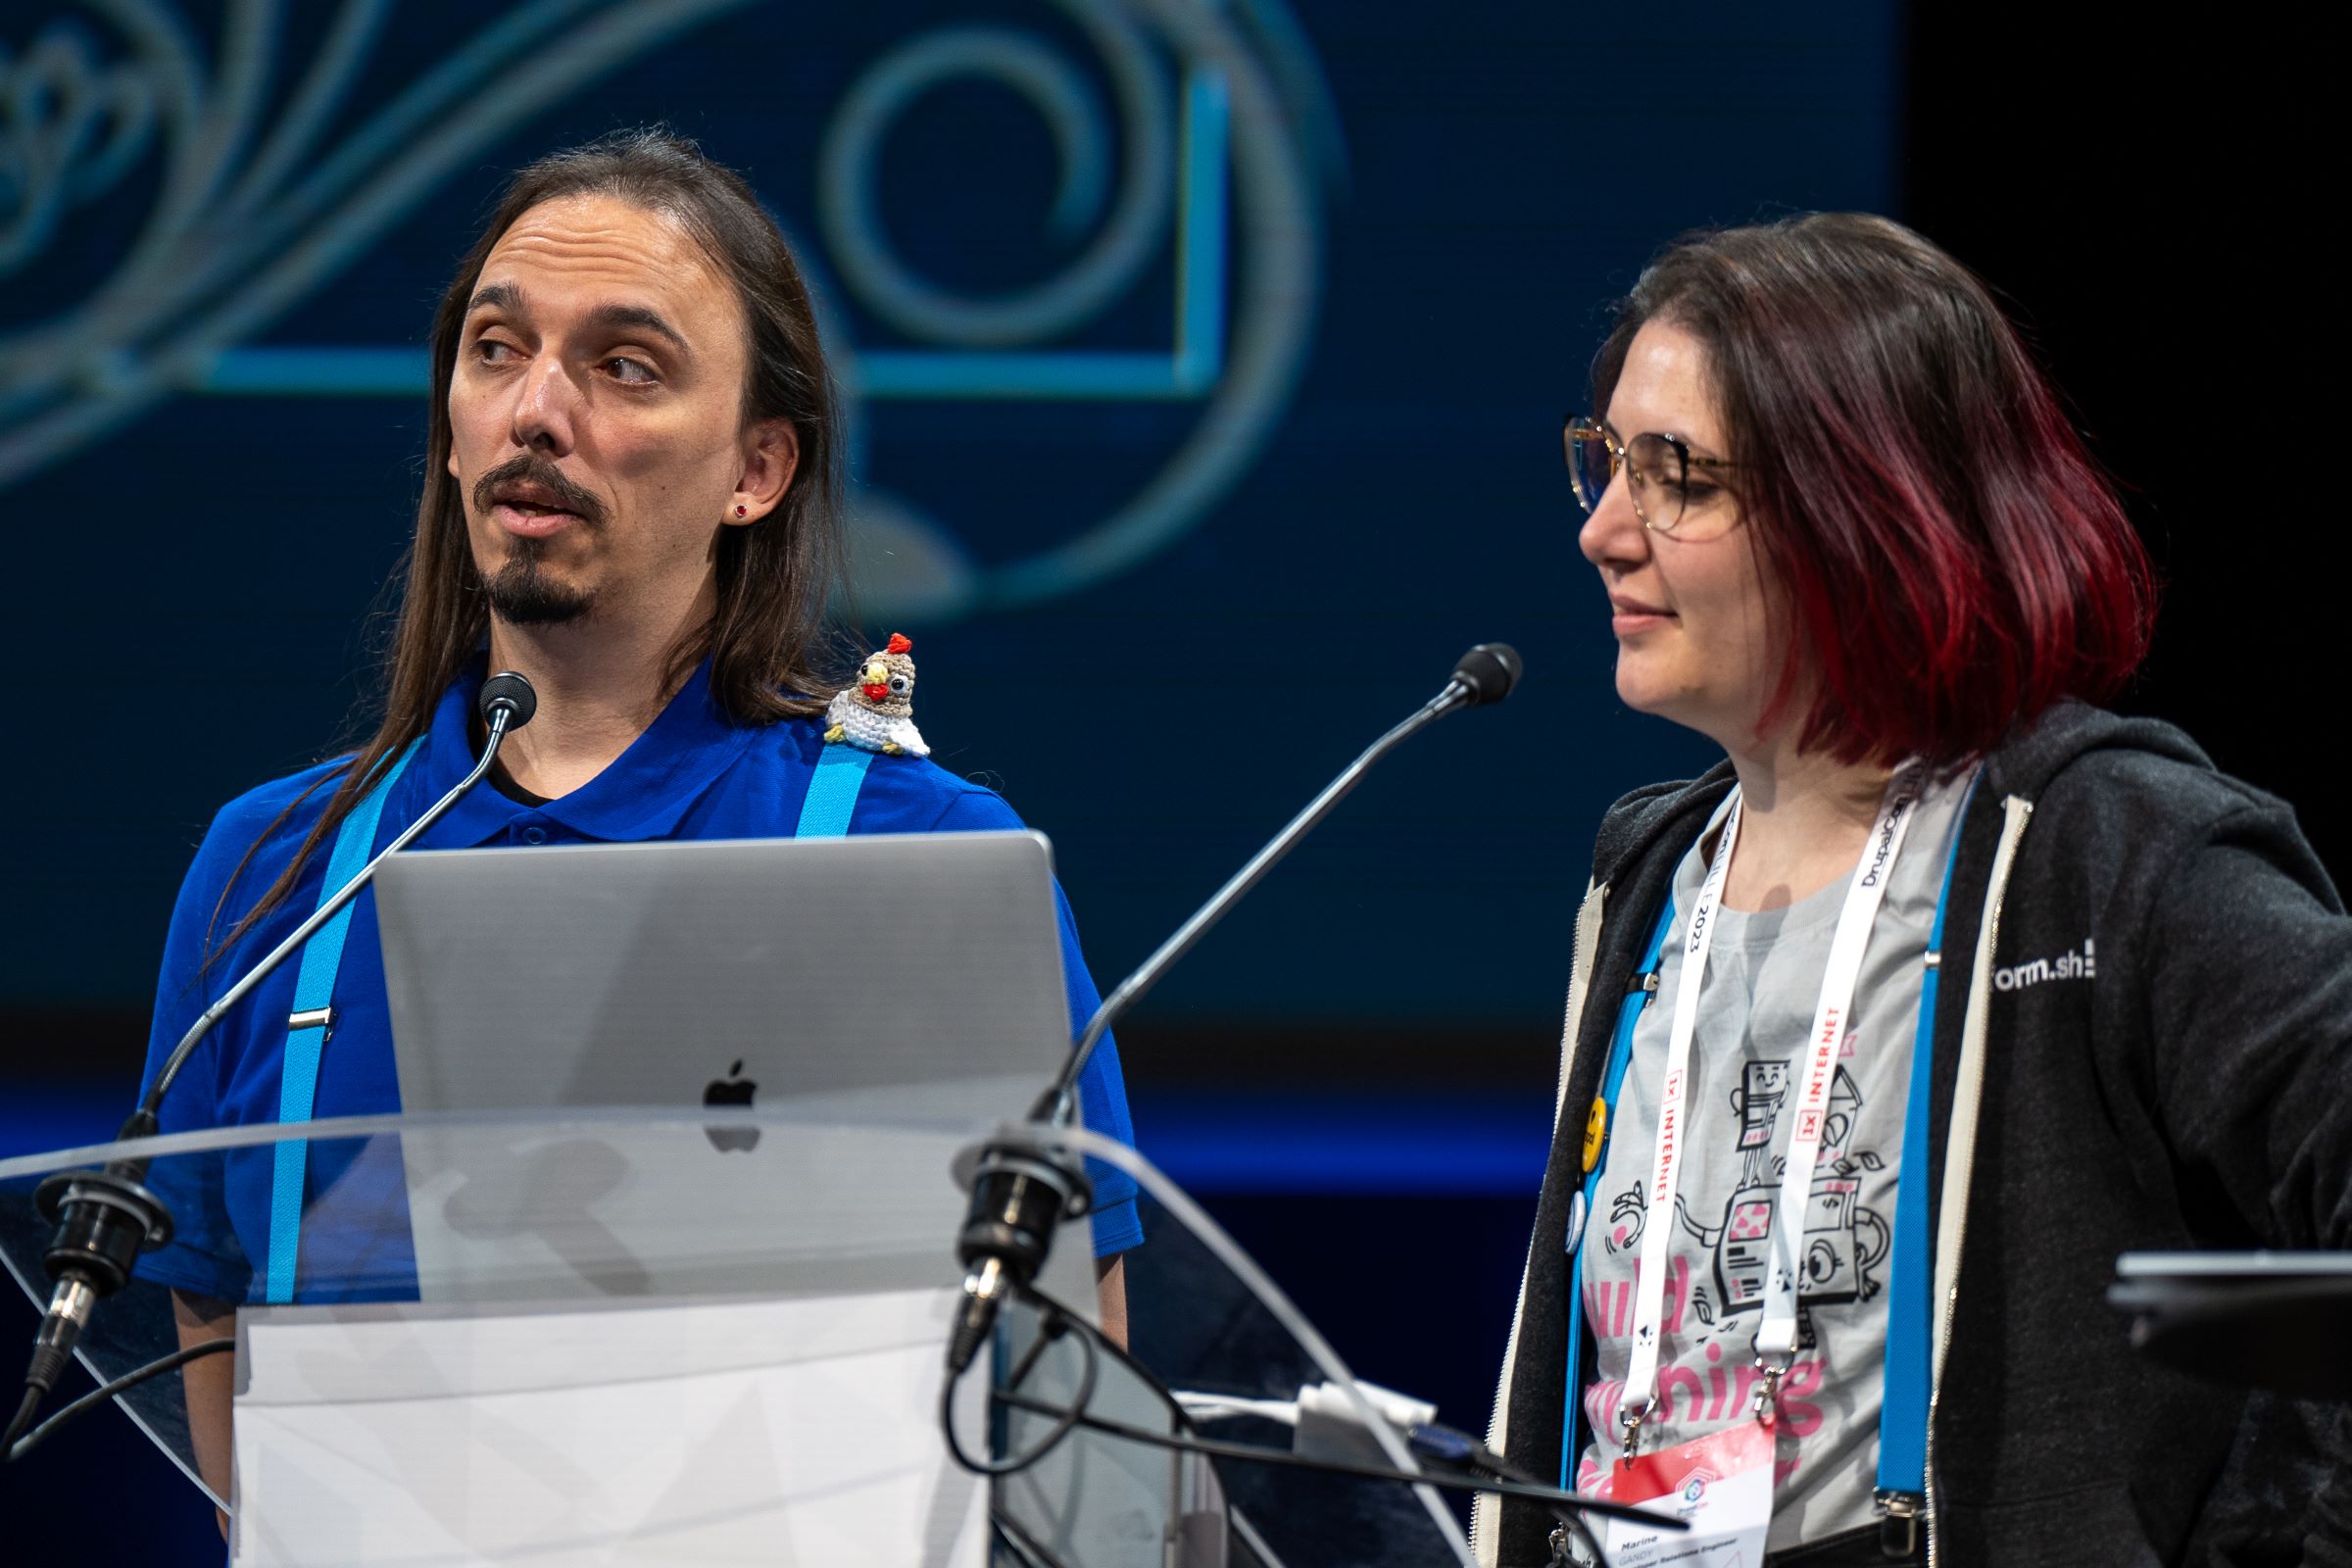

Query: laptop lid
left=374, top=830, right=1075, bottom=1123
left=368, top=831, right=1090, bottom=1306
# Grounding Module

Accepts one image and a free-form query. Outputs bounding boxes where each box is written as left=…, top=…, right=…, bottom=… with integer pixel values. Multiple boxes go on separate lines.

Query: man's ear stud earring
left=735, top=504, right=748, bottom=517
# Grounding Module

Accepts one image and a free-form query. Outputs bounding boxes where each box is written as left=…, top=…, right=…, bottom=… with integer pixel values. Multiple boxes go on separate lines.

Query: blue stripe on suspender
left=262, top=740, right=420, bottom=1304
left=1875, top=777, right=1978, bottom=1505
left=1561, top=893, right=1677, bottom=1489
left=795, top=745, right=875, bottom=838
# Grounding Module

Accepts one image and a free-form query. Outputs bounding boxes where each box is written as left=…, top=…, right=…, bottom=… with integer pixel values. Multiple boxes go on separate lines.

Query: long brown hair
left=209, top=127, right=847, bottom=961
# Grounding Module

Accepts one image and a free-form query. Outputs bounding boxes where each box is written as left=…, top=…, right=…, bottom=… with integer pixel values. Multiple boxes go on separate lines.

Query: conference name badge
left=1593, top=1419, right=1775, bottom=1568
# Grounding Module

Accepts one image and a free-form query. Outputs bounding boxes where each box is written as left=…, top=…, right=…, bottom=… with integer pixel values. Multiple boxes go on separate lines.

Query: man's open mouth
left=494, top=487, right=578, bottom=516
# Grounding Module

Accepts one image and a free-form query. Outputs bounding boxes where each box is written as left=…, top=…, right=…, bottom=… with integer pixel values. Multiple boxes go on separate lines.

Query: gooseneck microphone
left=4, top=671, right=538, bottom=1458
left=947, top=645, right=1521, bottom=1375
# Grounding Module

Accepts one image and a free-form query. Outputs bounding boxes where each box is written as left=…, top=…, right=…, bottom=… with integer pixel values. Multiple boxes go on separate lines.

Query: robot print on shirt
left=1605, top=1054, right=1890, bottom=1329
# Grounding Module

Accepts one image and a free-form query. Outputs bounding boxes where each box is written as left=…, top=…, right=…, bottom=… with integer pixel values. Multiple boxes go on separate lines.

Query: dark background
left=1, top=3, right=2333, bottom=1554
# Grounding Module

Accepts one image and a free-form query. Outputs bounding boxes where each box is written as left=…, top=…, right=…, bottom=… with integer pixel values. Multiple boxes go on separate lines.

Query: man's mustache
left=472, top=455, right=609, bottom=528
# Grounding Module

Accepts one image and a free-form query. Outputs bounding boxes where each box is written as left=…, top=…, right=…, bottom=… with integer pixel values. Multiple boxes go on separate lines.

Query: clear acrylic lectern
left=0, top=1107, right=1475, bottom=1566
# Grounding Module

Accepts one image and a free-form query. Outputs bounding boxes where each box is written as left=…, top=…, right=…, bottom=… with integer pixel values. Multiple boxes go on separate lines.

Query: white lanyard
left=1616, top=768, right=1923, bottom=1454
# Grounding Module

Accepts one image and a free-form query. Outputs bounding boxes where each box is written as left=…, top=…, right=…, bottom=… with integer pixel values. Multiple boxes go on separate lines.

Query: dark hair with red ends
left=1593, top=213, right=2156, bottom=766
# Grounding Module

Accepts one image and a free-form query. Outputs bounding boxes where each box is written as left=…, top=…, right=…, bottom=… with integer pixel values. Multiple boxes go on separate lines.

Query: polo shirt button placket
left=521, top=823, right=548, bottom=846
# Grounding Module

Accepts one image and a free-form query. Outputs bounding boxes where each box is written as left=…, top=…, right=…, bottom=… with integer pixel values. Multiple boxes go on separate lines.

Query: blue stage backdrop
left=1, top=0, right=1895, bottom=1064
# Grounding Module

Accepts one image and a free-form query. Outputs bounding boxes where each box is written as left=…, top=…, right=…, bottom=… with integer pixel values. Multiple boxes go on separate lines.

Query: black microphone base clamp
left=34, top=1166, right=173, bottom=1298
left=8, top=1120, right=175, bottom=1453
left=34, top=1103, right=173, bottom=1307
left=948, top=1130, right=1093, bottom=1374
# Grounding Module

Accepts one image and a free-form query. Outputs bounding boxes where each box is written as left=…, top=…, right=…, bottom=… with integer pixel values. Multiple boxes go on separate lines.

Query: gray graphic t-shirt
left=1574, top=772, right=1970, bottom=1550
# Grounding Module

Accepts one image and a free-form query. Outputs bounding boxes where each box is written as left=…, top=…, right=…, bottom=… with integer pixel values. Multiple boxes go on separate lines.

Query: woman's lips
left=1610, top=599, right=1675, bottom=636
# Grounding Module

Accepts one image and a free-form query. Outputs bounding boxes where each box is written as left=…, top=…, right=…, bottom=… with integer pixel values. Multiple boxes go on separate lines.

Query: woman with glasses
left=1478, top=214, right=2351, bottom=1568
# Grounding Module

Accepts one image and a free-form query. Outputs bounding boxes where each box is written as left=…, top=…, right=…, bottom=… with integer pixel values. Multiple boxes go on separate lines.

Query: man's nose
left=510, top=353, right=581, bottom=456
left=1577, top=466, right=1649, bottom=570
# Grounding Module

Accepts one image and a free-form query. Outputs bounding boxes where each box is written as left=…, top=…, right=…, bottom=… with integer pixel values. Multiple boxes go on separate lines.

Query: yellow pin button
left=1582, top=1097, right=1608, bottom=1173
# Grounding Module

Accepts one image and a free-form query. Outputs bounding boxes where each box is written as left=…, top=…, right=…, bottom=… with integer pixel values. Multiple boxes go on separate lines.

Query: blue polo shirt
left=134, top=660, right=1142, bottom=1304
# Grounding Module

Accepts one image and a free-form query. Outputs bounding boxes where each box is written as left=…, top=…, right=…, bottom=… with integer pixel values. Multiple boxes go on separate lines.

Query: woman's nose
left=1578, top=467, right=1648, bottom=569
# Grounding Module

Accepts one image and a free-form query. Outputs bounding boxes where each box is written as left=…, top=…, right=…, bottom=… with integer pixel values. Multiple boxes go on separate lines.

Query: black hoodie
left=1482, top=704, right=2352, bottom=1567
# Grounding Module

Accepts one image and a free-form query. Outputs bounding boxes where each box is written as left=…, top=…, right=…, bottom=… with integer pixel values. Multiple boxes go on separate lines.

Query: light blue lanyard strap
left=1561, top=893, right=1677, bottom=1488
left=1875, top=777, right=1978, bottom=1503
left=262, top=740, right=420, bottom=1304
left=795, top=745, right=875, bottom=837
left=1567, top=780, right=1973, bottom=1500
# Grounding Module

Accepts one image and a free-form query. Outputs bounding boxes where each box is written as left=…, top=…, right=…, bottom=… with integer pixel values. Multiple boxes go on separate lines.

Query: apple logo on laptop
left=703, top=1059, right=760, bottom=1152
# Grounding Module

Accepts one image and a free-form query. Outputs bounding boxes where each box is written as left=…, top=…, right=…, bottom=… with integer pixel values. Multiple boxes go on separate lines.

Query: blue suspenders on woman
left=260, top=742, right=879, bottom=1302
left=1562, top=781, right=1975, bottom=1543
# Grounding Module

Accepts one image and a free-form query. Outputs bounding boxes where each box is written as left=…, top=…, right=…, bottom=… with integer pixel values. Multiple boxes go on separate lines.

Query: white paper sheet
left=228, top=1287, right=986, bottom=1567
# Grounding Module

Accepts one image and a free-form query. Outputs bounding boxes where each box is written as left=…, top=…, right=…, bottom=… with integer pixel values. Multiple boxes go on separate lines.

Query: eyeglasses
left=1564, top=416, right=1741, bottom=540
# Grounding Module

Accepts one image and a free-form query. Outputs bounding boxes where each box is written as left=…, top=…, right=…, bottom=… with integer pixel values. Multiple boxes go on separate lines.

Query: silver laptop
left=370, top=831, right=1094, bottom=1307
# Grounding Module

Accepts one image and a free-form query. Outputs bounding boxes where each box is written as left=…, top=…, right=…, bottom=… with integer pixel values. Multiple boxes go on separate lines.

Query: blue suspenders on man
left=260, top=741, right=879, bottom=1302
left=1561, top=783, right=1974, bottom=1547
left=261, top=740, right=420, bottom=1305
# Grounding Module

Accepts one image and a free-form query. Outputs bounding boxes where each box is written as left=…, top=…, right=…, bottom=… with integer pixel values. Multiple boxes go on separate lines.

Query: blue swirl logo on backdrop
left=0, top=0, right=1337, bottom=622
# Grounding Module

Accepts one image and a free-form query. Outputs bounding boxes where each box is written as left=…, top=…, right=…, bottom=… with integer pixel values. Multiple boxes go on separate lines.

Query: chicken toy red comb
left=886, top=633, right=913, bottom=655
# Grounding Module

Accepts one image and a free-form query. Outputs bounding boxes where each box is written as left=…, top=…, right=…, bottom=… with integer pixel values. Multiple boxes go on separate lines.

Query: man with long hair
left=132, top=128, right=1142, bottom=1510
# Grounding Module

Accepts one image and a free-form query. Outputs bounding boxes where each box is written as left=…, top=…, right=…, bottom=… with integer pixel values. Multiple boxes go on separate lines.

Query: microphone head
left=1449, top=643, right=1522, bottom=707
left=478, top=671, right=538, bottom=732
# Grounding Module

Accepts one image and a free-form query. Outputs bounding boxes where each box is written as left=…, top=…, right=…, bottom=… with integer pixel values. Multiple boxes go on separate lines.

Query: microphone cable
left=938, top=1278, right=1674, bottom=1541
left=938, top=1292, right=1099, bottom=1478
left=5, top=1337, right=234, bottom=1464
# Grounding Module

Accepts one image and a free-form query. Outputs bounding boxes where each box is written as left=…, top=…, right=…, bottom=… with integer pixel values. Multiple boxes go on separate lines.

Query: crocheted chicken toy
left=823, top=632, right=929, bottom=757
